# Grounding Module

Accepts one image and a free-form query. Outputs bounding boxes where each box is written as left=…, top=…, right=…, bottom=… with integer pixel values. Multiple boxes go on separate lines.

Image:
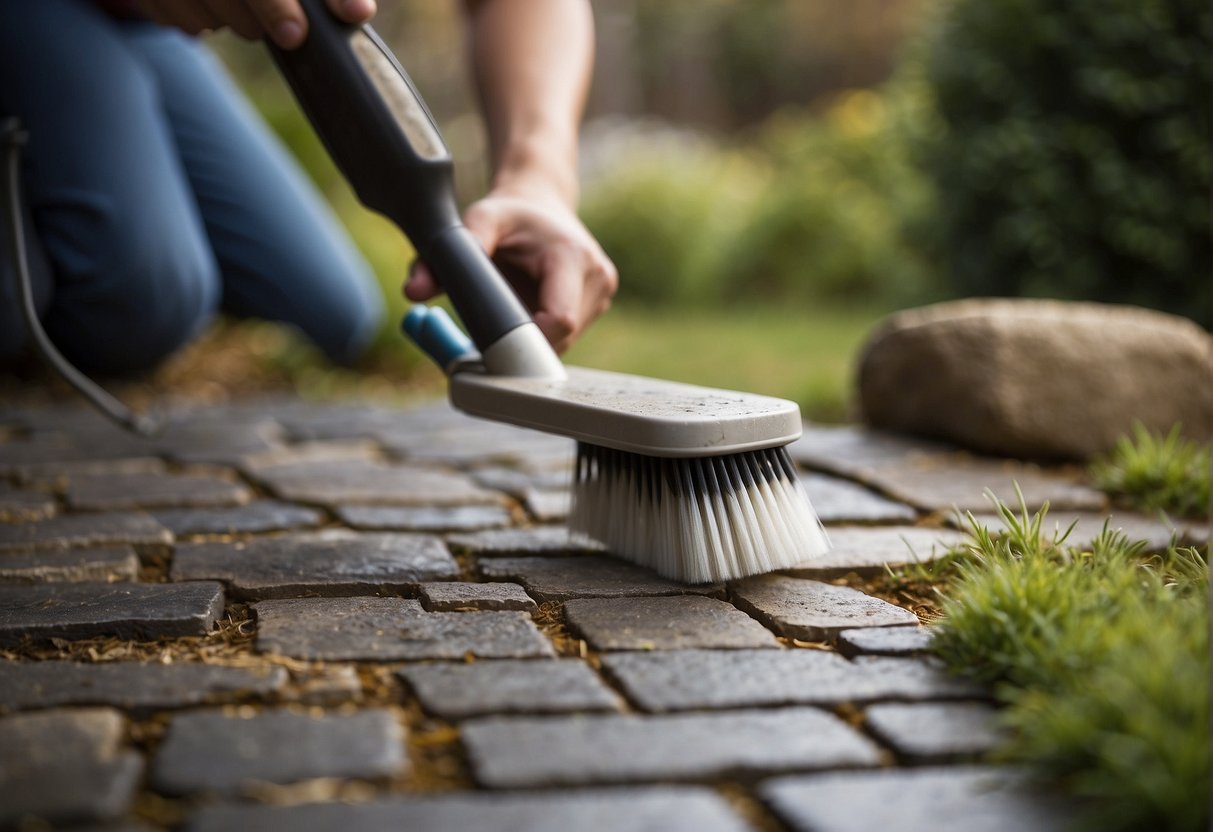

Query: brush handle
left=268, top=0, right=562, bottom=376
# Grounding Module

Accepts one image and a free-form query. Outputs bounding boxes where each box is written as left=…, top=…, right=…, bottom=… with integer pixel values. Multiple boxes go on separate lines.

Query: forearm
left=462, top=0, right=594, bottom=208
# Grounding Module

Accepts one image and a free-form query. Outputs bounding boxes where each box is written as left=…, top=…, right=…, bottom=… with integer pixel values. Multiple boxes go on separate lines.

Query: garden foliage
left=911, top=0, right=1211, bottom=325
left=932, top=492, right=1209, bottom=831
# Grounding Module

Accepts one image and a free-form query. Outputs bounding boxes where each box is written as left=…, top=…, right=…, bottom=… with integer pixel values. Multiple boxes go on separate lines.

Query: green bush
left=723, top=90, right=938, bottom=305
left=911, top=0, right=1211, bottom=325
left=580, top=139, right=770, bottom=305
left=1090, top=422, right=1211, bottom=519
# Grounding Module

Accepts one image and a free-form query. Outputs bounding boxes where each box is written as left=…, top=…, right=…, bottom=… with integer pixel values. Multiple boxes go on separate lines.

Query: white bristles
left=569, top=443, right=831, bottom=583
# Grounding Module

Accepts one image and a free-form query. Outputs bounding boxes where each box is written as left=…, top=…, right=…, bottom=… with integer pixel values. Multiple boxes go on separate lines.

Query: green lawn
left=563, top=302, right=888, bottom=422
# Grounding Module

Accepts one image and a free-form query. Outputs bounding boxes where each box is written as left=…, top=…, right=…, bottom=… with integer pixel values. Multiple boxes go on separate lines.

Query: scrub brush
left=270, top=1, right=830, bottom=582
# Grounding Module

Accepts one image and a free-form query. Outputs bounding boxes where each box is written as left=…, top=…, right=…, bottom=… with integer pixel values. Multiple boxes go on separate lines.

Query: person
left=0, top=0, right=616, bottom=376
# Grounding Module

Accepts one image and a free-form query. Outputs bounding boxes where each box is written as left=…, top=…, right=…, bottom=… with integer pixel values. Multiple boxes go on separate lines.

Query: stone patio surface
left=0, top=398, right=1164, bottom=830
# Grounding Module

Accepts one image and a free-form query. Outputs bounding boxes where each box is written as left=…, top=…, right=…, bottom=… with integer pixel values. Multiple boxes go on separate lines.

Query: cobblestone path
left=0, top=398, right=1199, bottom=831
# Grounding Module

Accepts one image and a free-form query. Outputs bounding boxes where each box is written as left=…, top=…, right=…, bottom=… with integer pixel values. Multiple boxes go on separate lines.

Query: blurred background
left=196, top=0, right=1209, bottom=421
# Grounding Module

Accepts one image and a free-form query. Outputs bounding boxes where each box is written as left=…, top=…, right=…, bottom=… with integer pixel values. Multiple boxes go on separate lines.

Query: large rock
left=857, top=299, right=1212, bottom=459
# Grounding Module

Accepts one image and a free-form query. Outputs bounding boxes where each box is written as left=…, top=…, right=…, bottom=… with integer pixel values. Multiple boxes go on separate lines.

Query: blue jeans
left=0, top=0, right=384, bottom=373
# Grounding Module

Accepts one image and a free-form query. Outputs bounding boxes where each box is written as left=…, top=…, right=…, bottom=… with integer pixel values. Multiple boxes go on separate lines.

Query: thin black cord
left=2, top=117, right=160, bottom=436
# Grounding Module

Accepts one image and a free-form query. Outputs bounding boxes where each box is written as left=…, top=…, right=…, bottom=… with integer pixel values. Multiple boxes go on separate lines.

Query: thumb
left=462, top=202, right=508, bottom=257
left=403, top=260, right=440, bottom=301
left=324, top=0, right=377, bottom=23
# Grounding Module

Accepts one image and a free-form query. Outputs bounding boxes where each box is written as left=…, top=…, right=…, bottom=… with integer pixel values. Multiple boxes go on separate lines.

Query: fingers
left=145, top=0, right=378, bottom=49
left=403, top=261, right=440, bottom=301
left=140, top=1, right=223, bottom=35
left=326, top=0, right=377, bottom=24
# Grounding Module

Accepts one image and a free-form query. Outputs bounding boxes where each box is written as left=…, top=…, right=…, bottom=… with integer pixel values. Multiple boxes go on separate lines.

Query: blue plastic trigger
left=401, top=305, right=477, bottom=372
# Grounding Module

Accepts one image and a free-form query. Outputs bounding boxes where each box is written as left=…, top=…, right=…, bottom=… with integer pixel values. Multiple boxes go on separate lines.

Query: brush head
left=569, top=443, right=830, bottom=583
left=450, top=366, right=802, bottom=457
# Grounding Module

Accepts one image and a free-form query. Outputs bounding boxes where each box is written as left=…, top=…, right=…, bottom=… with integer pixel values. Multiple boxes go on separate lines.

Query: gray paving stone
left=565, top=596, right=779, bottom=650
left=238, top=439, right=379, bottom=474
left=255, top=597, right=555, bottom=660
left=732, top=575, right=919, bottom=641
left=524, top=489, right=571, bottom=522
left=0, top=435, right=159, bottom=476
left=0, top=482, right=56, bottom=521
left=152, top=707, right=407, bottom=795
left=762, top=766, right=1075, bottom=832
left=471, top=466, right=571, bottom=499
left=151, top=501, right=323, bottom=536
left=479, top=556, right=720, bottom=602
left=856, top=457, right=1106, bottom=513
left=837, top=626, right=934, bottom=657
left=865, top=702, right=1005, bottom=762
left=65, top=471, right=252, bottom=511
left=276, top=408, right=400, bottom=442
left=961, top=510, right=1202, bottom=550
left=0, top=707, right=143, bottom=827
left=0, top=582, right=224, bottom=646
left=156, top=423, right=280, bottom=467
left=785, top=526, right=968, bottom=578
left=171, top=531, right=457, bottom=600
left=0, top=512, right=171, bottom=553
left=184, top=786, right=753, bottom=832
left=0, top=661, right=286, bottom=711
left=383, top=425, right=574, bottom=468
left=448, top=526, right=605, bottom=557
left=336, top=504, right=512, bottom=532
left=462, top=707, right=881, bottom=787
left=14, top=456, right=167, bottom=485
left=600, top=650, right=983, bottom=712
left=399, top=659, right=620, bottom=718
left=253, top=459, right=501, bottom=506
left=789, top=424, right=956, bottom=476
left=800, top=473, right=919, bottom=524
left=419, top=581, right=537, bottom=612
left=0, top=546, right=139, bottom=583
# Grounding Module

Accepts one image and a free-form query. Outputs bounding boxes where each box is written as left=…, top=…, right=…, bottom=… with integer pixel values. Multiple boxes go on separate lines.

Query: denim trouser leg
left=0, top=0, right=384, bottom=374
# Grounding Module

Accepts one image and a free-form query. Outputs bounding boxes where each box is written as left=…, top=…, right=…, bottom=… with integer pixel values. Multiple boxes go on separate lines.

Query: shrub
left=910, top=0, right=1212, bottom=325
left=1090, top=422, right=1211, bottom=519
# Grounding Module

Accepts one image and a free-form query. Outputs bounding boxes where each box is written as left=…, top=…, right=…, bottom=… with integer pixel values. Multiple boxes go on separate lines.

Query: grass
left=1090, top=422, right=1210, bottom=520
left=928, top=490, right=1209, bottom=832
left=564, top=302, right=887, bottom=422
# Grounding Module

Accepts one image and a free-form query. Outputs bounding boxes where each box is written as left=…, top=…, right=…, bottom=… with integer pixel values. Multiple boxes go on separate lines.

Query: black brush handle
left=267, top=0, right=532, bottom=352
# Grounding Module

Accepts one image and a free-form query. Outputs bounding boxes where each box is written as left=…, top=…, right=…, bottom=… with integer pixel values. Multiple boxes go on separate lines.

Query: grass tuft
left=930, top=488, right=1209, bottom=832
left=1090, top=422, right=1210, bottom=520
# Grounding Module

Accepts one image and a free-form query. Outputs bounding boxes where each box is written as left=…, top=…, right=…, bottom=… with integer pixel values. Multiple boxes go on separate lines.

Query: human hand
left=404, top=192, right=618, bottom=354
left=137, top=0, right=376, bottom=49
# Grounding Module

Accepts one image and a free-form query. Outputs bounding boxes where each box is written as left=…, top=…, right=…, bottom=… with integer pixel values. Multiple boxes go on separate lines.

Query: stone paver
left=0, top=482, right=56, bottom=521
left=785, top=526, right=969, bottom=578
left=336, top=504, right=512, bottom=532
left=171, top=531, right=457, bottom=600
left=461, top=707, right=882, bottom=788
left=152, top=708, right=406, bottom=795
left=0, top=708, right=143, bottom=827
left=238, top=439, right=379, bottom=474
left=0, top=512, right=171, bottom=553
left=864, top=702, right=1005, bottom=762
left=383, top=426, right=574, bottom=468
left=0, top=545, right=139, bottom=584
left=255, top=597, right=555, bottom=660
left=600, top=650, right=983, bottom=712
left=399, top=659, right=619, bottom=719
left=253, top=459, right=500, bottom=506
left=837, top=626, right=935, bottom=657
left=480, top=556, right=720, bottom=602
left=857, top=458, right=1106, bottom=513
left=0, top=582, right=224, bottom=646
left=0, top=661, right=286, bottom=711
left=800, top=473, right=918, bottom=524
left=565, top=596, right=779, bottom=651
left=419, top=581, right=537, bottom=612
left=524, top=489, right=570, bottom=522
left=151, top=501, right=323, bottom=536
left=448, top=526, right=604, bottom=557
left=184, top=787, right=753, bottom=832
left=13, top=456, right=167, bottom=485
left=761, top=767, right=1075, bottom=832
left=732, top=575, right=919, bottom=641
left=65, top=471, right=252, bottom=511
left=472, top=466, right=570, bottom=499
left=789, top=424, right=956, bottom=476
